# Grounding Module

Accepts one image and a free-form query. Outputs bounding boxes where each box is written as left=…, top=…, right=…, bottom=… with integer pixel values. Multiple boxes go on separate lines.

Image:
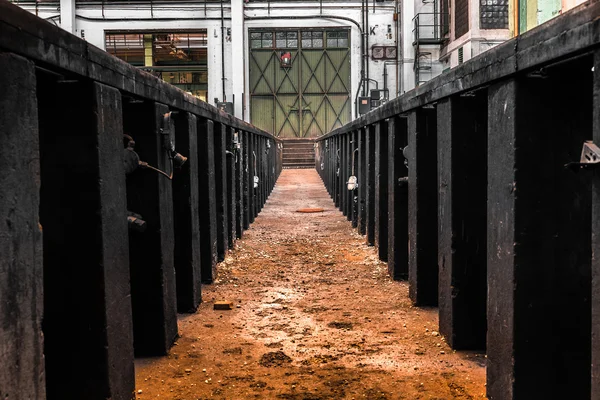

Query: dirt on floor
left=135, top=169, right=487, bottom=400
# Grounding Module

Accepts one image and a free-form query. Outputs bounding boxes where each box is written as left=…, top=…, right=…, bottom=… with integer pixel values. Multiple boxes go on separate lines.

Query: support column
left=327, top=139, right=332, bottom=197
left=344, top=133, right=351, bottom=218
left=231, top=0, right=244, bottom=119
left=358, top=128, right=367, bottom=235
left=437, top=95, right=487, bottom=350
left=38, top=76, right=135, bottom=396
left=0, top=52, right=45, bottom=400
left=486, top=78, right=517, bottom=400
left=249, top=133, right=256, bottom=223
left=253, top=136, right=259, bottom=219
left=243, top=131, right=251, bottom=230
left=59, top=0, right=76, bottom=34
left=262, top=138, right=268, bottom=206
left=366, top=125, right=376, bottom=246
left=264, top=138, right=270, bottom=201
left=487, top=68, right=592, bottom=399
left=593, top=49, right=600, bottom=400
left=351, top=130, right=359, bottom=229
left=124, top=101, right=177, bottom=356
left=197, top=118, right=218, bottom=283
left=334, top=136, right=340, bottom=208
left=255, top=136, right=261, bottom=215
left=387, top=116, right=409, bottom=280
left=236, top=130, right=244, bottom=238
left=214, top=123, right=229, bottom=261
left=340, top=135, right=346, bottom=213
left=173, top=112, right=202, bottom=312
left=375, top=120, right=389, bottom=262
left=226, top=126, right=236, bottom=248
left=407, top=108, right=438, bottom=306
left=255, top=137, right=261, bottom=213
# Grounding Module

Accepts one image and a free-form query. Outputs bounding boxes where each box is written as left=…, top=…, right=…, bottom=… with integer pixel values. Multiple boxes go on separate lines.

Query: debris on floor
left=213, top=301, right=234, bottom=310
left=135, top=169, right=487, bottom=399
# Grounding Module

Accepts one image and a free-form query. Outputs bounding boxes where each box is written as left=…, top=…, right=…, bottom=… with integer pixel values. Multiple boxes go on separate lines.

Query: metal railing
left=412, top=12, right=448, bottom=86
left=412, top=12, right=449, bottom=45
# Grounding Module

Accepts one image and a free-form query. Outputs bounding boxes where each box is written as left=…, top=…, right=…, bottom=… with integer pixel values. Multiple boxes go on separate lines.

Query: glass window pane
left=302, top=39, right=312, bottom=48
left=338, top=31, right=348, bottom=39
left=302, top=32, right=311, bottom=38
left=314, top=31, right=323, bottom=38
left=251, top=39, right=262, bottom=49
left=262, top=39, right=272, bottom=48
left=338, top=38, right=348, bottom=47
left=287, top=32, right=298, bottom=39
left=327, top=39, right=337, bottom=47
left=313, top=38, right=323, bottom=48
left=250, top=32, right=261, bottom=39
left=287, top=39, right=298, bottom=48
left=262, top=32, right=272, bottom=40
left=276, top=32, right=286, bottom=39
left=276, top=39, right=286, bottom=48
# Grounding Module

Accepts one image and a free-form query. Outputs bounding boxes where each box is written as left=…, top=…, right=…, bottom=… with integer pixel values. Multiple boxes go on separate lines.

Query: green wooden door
left=249, top=29, right=351, bottom=138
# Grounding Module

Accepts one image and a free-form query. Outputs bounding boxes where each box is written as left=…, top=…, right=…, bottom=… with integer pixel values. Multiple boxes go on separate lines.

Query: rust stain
left=296, top=208, right=324, bottom=213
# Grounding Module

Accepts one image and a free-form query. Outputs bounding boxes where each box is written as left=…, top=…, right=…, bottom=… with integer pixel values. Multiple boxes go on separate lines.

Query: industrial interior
left=1, top=0, right=599, bottom=399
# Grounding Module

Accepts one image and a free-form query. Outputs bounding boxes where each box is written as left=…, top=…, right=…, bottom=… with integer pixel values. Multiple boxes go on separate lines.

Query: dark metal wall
left=0, top=1, right=282, bottom=399
left=316, top=1, right=600, bottom=398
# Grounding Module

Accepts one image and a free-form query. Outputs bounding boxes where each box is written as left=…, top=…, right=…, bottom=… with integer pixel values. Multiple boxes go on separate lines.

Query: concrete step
left=283, top=144, right=314, bottom=149
left=283, top=164, right=315, bottom=169
left=283, top=149, right=315, bottom=154
left=284, top=146, right=314, bottom=151
left=283, top=161, right=315, bottom=165
left=283, top=159, right=315, bottom=165
left=283, top=141, right=314, bottom=146
left=282, top=157, right=314, bottom=163
left=283, top=154, right=315, bottom=159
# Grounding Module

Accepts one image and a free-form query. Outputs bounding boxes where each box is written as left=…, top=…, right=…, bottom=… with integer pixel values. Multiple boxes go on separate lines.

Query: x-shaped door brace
left=250, top=51, right=276, bottom=94
left=250, top=43, right=350, bottom=137
left=274, top=95, right=300, bottom=137
left=275, top=51, right=300, bottom=94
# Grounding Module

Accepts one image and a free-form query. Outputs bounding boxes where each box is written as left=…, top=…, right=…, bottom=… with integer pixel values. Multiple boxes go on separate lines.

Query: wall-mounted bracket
left=565, top=141, right=600, bottom=171
left=347, top=175, right=358, bottom=190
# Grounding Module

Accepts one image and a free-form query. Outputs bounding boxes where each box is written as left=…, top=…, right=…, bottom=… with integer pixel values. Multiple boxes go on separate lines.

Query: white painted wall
left=440, top=0, right=510, bottom=68
left=18, top=1, right=408, bottom=124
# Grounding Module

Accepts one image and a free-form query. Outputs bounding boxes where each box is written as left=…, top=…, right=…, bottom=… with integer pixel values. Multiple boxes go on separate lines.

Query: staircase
left=282, top=139, right=315, bottom=169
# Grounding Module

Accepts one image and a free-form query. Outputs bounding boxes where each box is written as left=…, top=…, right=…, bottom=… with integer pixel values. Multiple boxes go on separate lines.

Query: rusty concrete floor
left=135, top=169, right=487, bottom=399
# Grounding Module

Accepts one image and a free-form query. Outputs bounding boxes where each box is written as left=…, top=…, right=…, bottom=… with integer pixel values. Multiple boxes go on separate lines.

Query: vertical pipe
left=221, top=0, right=226, bottom=102
left=365, top=0, right=370, bottom=95
left=398, top=0, right=404, bottom=94
left=362, top=0, right=367, bottom=97
left=395, top=0, right=400, bottom=95
left=383, top=63, right=388, bottom=98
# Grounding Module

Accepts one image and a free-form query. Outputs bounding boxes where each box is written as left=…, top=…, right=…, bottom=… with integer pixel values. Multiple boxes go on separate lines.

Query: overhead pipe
left=76, top=15, right=230, bottom=21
